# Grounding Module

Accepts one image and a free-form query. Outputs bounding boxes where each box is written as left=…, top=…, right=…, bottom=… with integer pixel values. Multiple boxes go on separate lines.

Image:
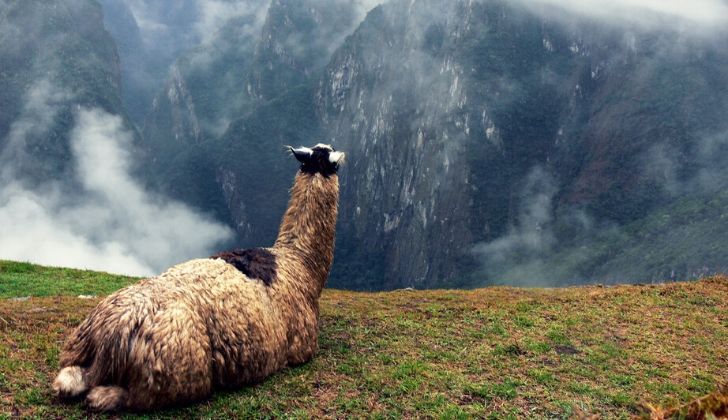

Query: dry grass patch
left=0, top=264, right=726, bottom=418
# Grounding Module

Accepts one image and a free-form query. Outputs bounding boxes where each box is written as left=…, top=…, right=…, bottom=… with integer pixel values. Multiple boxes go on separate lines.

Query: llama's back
left=59, top=259, right=229, bottom=370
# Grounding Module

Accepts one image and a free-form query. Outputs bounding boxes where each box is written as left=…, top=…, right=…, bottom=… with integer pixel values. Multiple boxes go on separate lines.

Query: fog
left=515, top=0, right=728, bottom=31
left=461, top=0, right=728, bottom=285
left=0, top=81, right=233, bottom=276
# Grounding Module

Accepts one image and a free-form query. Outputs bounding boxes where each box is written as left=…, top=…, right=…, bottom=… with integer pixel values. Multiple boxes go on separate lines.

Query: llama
left=53, top=144, right=345, bottom=411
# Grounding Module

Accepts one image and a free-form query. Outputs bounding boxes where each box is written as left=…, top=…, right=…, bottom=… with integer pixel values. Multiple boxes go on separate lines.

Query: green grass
left=0, top=260, right=138, bottom=298
left=1, top=262, right=727, bottom=418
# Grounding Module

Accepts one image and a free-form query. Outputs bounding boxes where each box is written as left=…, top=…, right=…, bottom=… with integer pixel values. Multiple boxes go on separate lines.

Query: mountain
left=0, top=0, right=127, bottom=183
left=134, top=0, right=728, bottom=290
left=95, top=0, right=214, bottom=124
left=4, top=0, right=727, bottom=290
left=140, top=0, right=370, bottom=235
left=0, top=0, right=234, bottom=277
left=141, top=0, right=364, bottom=158
left=316, top=0, right=728, bottom=288
left=94, top=0, right=148, bottom=123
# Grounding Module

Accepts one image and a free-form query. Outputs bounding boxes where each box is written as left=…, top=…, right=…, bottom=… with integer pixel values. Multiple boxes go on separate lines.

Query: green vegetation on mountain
left=0, top=262, right=726, bottom=418
left=487, top=190, right=728, bottom=286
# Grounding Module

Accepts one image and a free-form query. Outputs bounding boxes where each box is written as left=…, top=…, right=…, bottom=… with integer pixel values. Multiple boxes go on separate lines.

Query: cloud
left=124, top=0, right=180, bottom=45
left=123, top=0, right=270, bottom=50
left=514, top=0, right=728, bottom=30
left=0, top=183, right=155, bottom=275
left=471, top=167, right=558, bottom=277
left=0, top=90, right=233, bottom=276
left=474, top=132, right=728, bottom=286
left=644, top=130, right=728, bottom=197
left=693, top=130, right=728, bottom=190
left=352, top=0, right=385, bottom=23
left=471, top=167, right=598, bottom=285
left=194, top=0, right=270, bottom=45
left=0, top=80, right=70, bottom=178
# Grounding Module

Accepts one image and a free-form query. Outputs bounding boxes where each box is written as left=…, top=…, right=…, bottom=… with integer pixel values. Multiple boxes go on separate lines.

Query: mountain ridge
left=135, top=0, right=728, bottom=289
left=3, top=0, right=728, bottom=289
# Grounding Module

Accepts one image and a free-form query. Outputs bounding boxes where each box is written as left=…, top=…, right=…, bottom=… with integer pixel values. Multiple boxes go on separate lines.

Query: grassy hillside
left=0, top=260, right=726, bottom=418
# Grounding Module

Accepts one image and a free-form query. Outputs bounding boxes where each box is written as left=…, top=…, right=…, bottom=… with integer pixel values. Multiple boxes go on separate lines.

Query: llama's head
left=289, top=143, right=345, bottom=176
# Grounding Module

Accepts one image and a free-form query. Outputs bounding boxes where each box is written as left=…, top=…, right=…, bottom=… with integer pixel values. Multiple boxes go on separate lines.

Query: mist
left=470, top=166, right=601, bottom=286
left=0, top=81, right=233, bottom=276
left=514, top=0, right=728, bottom=32
left=101, top=0, right=384, bottom=126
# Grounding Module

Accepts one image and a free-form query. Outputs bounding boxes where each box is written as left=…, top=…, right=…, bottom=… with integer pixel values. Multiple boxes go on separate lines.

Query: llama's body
left=59, top=256, right=318, bottom=409
left=54, top=146, right=342, bottom=411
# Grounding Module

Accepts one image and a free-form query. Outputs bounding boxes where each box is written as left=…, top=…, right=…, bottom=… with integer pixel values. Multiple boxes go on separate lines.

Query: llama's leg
left=53, top=366, right=88, bottom=399
left=86, top=385, right=128, bottom=411
left=287, top=311, right=319, bottom=366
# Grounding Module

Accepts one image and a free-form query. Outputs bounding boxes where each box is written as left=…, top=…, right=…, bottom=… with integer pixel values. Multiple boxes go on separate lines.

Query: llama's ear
left=289, top=146, right=313, bottom=163
left=329, top=151, right=345, bottom=164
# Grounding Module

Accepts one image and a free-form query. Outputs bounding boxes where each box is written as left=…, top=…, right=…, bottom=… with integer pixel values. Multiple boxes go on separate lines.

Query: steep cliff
left=316, top=0, right=728, bottom=288
left=96, top=0, right=211, bottom=124
left=135, top=0, right=728, bottom=289
left=140, top=0, right=371, bottom=232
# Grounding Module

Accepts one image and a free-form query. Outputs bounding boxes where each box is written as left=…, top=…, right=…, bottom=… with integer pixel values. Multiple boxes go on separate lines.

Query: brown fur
left=210, top=248, right=277, bottom=286
left=644, top=383, right=728, bottom=419
left=54, top=171, right=339, bottom=411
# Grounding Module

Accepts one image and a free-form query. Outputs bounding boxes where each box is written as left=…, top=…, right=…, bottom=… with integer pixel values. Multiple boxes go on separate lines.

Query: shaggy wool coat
left=54, top=170, right=339, bottom=411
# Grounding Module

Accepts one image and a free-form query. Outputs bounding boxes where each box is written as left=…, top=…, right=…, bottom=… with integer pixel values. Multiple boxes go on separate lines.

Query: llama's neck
left=274, top=172, right=339, bottom=296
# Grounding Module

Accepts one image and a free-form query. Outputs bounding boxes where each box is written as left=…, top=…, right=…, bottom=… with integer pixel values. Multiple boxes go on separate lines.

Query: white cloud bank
left=0, top=106, right=233, bottom=276
left=125, top=0, right=270, bottom=49
left=517, top=0, right=728, bottom=29
left=194, top=0, right=270, bottom=45
left=126, top=0, right=385, bottom=50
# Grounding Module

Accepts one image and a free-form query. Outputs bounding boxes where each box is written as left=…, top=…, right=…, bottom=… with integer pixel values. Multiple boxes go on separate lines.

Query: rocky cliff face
left=313, top=0, right=728, bottom=288
left=83, top=0, right=728, bottom=289
left=317, top=1, right=485, bottom=288
left=247, top=0, right=363, bottom=101
left=140, top=0, right=373, bottom=237
left=96, top=0, right=214, bottom=124
left=142, top=0, right=365, bottom=152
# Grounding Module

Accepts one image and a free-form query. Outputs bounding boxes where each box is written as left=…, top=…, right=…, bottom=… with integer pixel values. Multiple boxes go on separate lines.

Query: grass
left=0, top=261, right=727, bottom=418
left=0, top=261, right=137, bottom=298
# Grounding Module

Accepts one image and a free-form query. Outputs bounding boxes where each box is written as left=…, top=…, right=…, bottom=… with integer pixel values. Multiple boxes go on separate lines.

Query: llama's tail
left=54, top=318, right=96, bottom=400
left=86, top=386, right=129, bottom=412
left=53, top=366, right=88, bottom=399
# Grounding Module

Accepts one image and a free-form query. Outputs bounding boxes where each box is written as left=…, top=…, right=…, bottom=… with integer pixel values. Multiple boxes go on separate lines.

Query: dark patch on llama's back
left=211, top=248, right=277, bottom=286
